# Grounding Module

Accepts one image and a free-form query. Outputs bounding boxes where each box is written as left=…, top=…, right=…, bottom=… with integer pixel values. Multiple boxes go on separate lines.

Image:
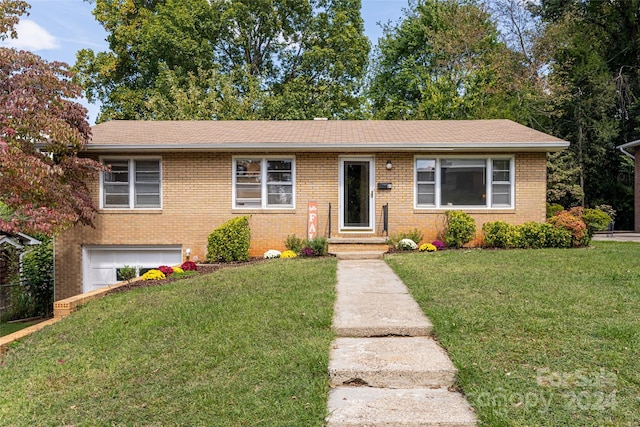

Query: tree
left=548, top=10, right=618, bottom=207
left=368, top=0, right=550, bottom=123
left=546, top=151, right=583, bottom=207
left=532, top=0, right=639, bottom=228
left=75, top=0, right=370, bottom=121
left=0, top=3, right=104, bottom=235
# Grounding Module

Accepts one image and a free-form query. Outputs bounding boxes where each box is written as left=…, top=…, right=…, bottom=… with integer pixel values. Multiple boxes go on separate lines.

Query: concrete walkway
left=326, top=259, right=477, bottom=426
left=592, top=232, right=640, bottom=243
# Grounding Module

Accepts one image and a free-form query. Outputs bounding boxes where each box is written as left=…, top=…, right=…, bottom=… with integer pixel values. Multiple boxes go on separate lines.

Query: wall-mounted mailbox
left=377, top=182, right=392, bottom=190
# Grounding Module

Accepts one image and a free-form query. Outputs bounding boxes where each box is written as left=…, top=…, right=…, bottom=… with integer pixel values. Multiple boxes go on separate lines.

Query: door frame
left=338, top=156, right=375, bottom=233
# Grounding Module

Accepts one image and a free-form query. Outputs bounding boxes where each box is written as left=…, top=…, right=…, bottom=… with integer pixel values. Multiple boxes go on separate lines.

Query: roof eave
left=617, top=139, right=640, bottom=160
left=617, top=139, right=640, bottom=150
left=84, top=141, right=570, bottom=153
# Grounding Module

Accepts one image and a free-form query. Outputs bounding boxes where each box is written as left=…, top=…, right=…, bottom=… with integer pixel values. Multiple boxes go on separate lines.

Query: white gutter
left=618, top=139, right=639, bottom=160
left=0, top=236, right=24, bottom=249
left=83, top=141, right=570, bottom=153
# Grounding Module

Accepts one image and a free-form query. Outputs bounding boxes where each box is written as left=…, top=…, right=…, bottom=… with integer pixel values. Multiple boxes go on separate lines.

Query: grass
left=0, top=258, right=337, bottom=426
left=0, top=320, right=40, bottom=338
left=387, top=241, right=640, bottom=426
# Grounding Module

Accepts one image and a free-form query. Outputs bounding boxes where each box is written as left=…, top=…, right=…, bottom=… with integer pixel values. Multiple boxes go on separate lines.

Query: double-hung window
left=415, top=157, right=513, bottom=208
left=102, top=158, right=161, bottom=209
left=234, top=157, right=294, bottom=208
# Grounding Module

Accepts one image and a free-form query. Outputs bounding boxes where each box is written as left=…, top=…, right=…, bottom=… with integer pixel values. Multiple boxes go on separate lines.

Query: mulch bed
left=106, top=257, right=272, bottom=295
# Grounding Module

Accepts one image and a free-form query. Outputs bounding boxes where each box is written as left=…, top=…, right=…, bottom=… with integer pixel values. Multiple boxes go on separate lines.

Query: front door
left=340, top=157, right=374, bottom=231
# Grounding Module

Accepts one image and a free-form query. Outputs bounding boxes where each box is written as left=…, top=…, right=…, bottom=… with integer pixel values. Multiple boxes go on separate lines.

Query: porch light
left=386, top=160, right=393, bottom=170
left=185, top=248, right=192, bottom=259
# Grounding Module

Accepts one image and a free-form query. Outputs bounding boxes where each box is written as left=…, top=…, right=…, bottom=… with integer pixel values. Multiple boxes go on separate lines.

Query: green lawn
left=0, top=258, right=337, bottom=427
left=387, top=241, right=640, bottom=426
left=0, top=320, right=39, bottom=338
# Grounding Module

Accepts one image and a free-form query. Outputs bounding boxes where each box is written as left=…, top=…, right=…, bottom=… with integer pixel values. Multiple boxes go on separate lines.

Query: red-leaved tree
left=0, top=1, right=104, bottom=235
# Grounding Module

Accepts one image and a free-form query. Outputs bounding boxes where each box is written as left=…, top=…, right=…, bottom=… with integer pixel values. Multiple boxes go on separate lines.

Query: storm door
left=339, top=158, right=374, bottom=231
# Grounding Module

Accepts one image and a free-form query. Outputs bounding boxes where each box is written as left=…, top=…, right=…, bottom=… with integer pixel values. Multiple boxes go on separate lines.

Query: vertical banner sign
left=308, top=201, right=318, bottom=240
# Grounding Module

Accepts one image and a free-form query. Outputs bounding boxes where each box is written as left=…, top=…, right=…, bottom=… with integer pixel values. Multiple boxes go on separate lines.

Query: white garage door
left=83, top=246, right=182, bottom=293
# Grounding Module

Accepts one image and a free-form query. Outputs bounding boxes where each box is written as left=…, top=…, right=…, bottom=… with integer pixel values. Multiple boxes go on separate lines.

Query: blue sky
left=3, top=0, right=406, bottom=124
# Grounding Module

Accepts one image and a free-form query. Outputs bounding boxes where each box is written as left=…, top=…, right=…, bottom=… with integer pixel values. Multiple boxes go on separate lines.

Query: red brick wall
left=55, top=151, right=548, bottom=300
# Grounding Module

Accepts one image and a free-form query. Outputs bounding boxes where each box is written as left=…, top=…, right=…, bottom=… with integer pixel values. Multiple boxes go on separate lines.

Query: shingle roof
left=87, top=119, right=568, bottom=152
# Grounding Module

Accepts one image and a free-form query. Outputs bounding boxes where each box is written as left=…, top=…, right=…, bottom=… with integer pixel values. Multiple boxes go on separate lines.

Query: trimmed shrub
left=285, top=234, right=304, bottom=254
left=483, top=220, right=575, bottom=249
left=546, top=203, right=564, bottom=218
left=583, top=208, right=612, bottom=237
left=482, top=221, right=514, bottom=248
left=595, top=204, right=616, bottom=222
left=207, top=216, right=251, bottom=262
left=181, top=261, right=198, bottom=271
left=545, top=226, right=573, bottom=248
left=547, top=210, right=588, bottom=247
left=519, top=222, right=557, bottom=249
left=443, top=211, right=476, bottom=248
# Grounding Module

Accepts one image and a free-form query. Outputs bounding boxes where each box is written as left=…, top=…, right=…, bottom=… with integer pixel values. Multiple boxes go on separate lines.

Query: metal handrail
left=328, top=203, right=332, bottom=239
left=383, top=203, right=389, bottom=237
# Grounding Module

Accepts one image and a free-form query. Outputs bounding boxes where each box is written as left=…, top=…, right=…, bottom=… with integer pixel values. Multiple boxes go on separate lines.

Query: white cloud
left=2, top=20, right=60, bottom=51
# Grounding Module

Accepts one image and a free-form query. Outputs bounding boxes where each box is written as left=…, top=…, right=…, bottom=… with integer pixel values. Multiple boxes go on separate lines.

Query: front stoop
left=328, top=237, right=390, bottom=260
left=327, top=388, right=477, bottom=427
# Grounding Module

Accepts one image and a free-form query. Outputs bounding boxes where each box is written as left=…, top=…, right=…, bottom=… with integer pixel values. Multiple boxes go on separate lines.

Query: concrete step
left=333, top=292, right=433, bottom=337
left=327, top=387, right=477, bottom=427
left=336, top=260, right=414, bottom=294
left=333, top=260, right=433, bottom=337
left=328, top=237, right=390, bottom=257
left=329, top=237, right=389, bottom=244
left=332, top=251, right=386, bottom=260
left=330, top=337, right=457, bottom=389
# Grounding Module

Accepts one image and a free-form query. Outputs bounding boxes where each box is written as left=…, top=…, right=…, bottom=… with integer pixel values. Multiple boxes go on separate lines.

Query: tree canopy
left=533, top=0, right=638, bottom=225
left=6, top=0, right=638, bottom=228
left=368, top=0, right=552, bottom=125
left=75, top=0, right=370, bottom=121
left=0, top=2, right=103, bottom=235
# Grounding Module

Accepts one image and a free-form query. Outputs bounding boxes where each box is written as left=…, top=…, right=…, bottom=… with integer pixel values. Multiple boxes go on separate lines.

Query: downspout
left=618, top=139, right=639, bottom=160
left=619, top=145, right=635, bottom=159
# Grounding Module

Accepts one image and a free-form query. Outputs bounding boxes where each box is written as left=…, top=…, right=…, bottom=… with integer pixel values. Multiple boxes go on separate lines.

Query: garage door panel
left=83, top=246, right=182, bottom=294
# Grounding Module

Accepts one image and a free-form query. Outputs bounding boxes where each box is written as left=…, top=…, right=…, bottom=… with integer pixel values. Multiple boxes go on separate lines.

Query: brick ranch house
left=54, top=120, right=568, bottom=300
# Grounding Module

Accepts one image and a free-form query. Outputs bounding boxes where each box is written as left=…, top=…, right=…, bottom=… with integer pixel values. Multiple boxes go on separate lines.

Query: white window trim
left=232, top=156, right=296, bottom=209
left=99, top=156, right=163, bottom=210
left=414, top=155, right=515, bottom=209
